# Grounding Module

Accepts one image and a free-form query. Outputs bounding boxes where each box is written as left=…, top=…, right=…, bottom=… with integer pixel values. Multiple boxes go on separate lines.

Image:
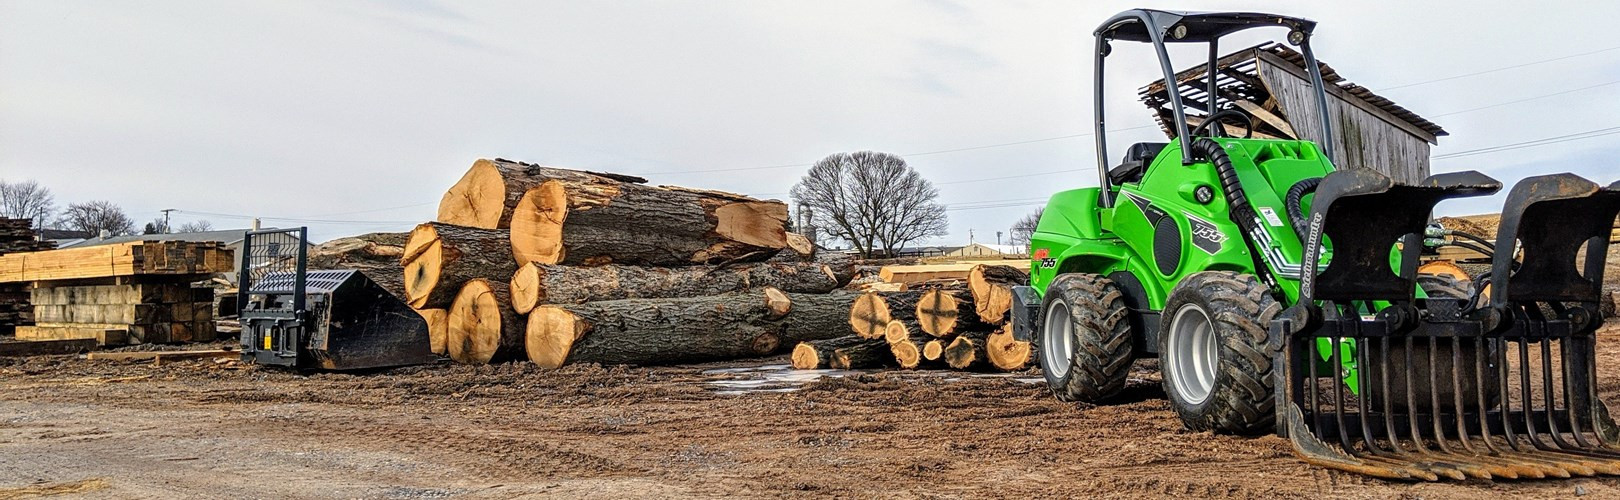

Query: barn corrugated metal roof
left=1139, top=42, right=1447, bottom=140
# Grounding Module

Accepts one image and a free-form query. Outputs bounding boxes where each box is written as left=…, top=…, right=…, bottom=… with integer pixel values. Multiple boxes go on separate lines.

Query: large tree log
left=984, top=324, right=1034, bottom=371
left=401, top=223, right=518, bottom=309
left=446, top=280, right=524, bottom=364
left=944, top=331, right=991, bottom=370
left=437, top=158, right=648, bottom=229
left=791, top=335, right=889, bottom=370
left=770, top=248, right=856, bottom=287
left=525, top=288, right=856, bottom=368
left=883, top=319, right=931, bottom=370
left=505, top=167, right=789, bottom=267
left=969, top=264, right=1027, bottom=324
left=922, top=340, right=946, bottom=361
left=508, top=261, right=839, bottom=313
left=847, top=291, right=922, bottom=339
left=915, top=288, right=988, bottom=338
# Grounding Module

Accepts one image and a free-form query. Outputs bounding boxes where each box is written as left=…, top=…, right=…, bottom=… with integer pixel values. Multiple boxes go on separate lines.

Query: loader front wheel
left=1036, top=273, right=1133, bottom=403
left=1160, top=271, right=1281, bottom=435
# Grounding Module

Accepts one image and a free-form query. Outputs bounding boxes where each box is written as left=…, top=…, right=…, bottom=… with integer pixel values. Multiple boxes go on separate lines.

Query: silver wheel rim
left=1043, top=300, right=1074, bottom=379
left=1167, top=303, right=1217, bottom=405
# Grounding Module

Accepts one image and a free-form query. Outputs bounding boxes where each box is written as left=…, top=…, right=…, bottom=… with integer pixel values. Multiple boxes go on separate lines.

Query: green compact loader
left=1013, top=9, right=1620, bottom=480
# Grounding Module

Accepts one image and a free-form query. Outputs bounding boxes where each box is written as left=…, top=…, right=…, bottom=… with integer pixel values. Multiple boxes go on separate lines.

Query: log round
left=446, top=279, right=524, bottom=364
left=508, top=176, right=789, bottom=267
left=944, top=331, right=991, bottom=370
left=969, top=264, right=1026, bottom=324
left=922, top=340, right=945, bottom=361
left=915, top=288, right=985, bottom=338
left=437, top=158, right=647, bottom=229
left=416, top=308, right=449, bottom=355
left=508, top=260, right=839, bottom=312
left=985, top=324, right=1033, bottom=371
left=848, top=291, right=922, bottom=339
left=401, top=222, right=518, bottom=309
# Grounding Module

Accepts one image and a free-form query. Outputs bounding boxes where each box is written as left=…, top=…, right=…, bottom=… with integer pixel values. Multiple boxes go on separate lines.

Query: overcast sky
left=3, top=0, right=1618, bottom=243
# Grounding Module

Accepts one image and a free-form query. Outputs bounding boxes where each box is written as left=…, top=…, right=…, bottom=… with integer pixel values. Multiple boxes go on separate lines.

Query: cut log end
left=401, top=224, right=444, bottom=309
left=791, top=342, right=822, bottom=370
left=713, top=202, right=789, bottom=249
left=764, top=287, right=791, bottom=319
left=509, top=181, right=569, bottom=266
left=944, top=332, right=990, bottom=370
left=447, top=280, right=514, bottom=364
left=882, top=319, right=912, bottom=344
left=784, top=232, right=814, bottom=256
left=526, top=306, right=585, bottom=369
left=510, top=263, right=542, bottom=314
left=436, top=159, right=508, bottom=228
left=985, top=325, right=1033, bottom=371
left=922, top=340, right=945, bottom=361
left=417, top=308, right=448, bottom=355
left=891, top=340, right=921, bottom=370
left=848, top=292, right=892, bottom=339
left=976, top=285, right=1014, bottom=324
left=916, top=289, right=962, bottom=337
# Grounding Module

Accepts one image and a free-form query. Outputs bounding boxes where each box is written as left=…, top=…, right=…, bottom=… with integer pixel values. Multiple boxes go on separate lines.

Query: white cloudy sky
left=3, top=1, right=1618, bottom=243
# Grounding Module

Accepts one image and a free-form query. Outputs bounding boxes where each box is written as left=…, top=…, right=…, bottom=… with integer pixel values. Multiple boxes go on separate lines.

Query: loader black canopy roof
left=1095, top=9, right=1315, bottom=43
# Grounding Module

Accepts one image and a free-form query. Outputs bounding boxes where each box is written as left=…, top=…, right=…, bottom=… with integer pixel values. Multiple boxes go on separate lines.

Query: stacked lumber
left=0, top=241, right=232, bottom=283
left=20, top=283, right=215, bottom=345
left=0, top=218, right=52, bottom=336
left=793, top=264, right=1035, bottom=372
left=405, top=158, right=854, bottom=366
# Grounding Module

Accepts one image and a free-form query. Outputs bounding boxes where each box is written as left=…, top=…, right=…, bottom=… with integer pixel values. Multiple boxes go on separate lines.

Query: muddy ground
left=1, top=325, right=1618, bottom=499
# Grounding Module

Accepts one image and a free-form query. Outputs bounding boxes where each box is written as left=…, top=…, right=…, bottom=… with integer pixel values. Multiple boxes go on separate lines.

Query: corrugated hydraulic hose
left=1189, top=138, right=1263, bottom=239
left=1284, top=177, right=1321, bottom=240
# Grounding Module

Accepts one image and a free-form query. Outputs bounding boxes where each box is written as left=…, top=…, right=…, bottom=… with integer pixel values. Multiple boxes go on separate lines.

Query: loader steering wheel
left=1191, top=109, right=1254, bottom=139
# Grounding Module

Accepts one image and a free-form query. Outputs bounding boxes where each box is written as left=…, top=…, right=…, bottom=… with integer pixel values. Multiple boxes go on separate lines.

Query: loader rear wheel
left=1035, top=273, right=1133, bottom=403
left=1159, top=271, right=1281, bottom=435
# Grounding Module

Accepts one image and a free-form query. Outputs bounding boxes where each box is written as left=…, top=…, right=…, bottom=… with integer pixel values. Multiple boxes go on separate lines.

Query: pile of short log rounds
left=791, top=264, right=1034, bottom=372
left=402, top=158, right=857, bottom=367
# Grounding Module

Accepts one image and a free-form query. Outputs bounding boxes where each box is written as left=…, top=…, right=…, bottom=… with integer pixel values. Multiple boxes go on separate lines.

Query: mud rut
left=2, top=324, right=1618, bottom=498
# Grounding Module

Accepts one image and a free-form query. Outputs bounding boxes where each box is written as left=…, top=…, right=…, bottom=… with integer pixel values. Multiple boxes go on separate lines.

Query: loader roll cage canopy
left=1092, top=9, right=1335, bottom=207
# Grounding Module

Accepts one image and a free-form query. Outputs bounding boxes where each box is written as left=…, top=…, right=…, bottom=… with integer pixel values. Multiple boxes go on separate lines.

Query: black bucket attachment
left=237, top=228, right=434, bottom=371
left=1273, top=170, right=1620, bottom=480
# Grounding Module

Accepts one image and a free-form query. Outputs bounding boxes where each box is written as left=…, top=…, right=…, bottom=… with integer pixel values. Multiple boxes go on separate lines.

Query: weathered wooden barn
left=1140, top=42, right=1445, bottom=184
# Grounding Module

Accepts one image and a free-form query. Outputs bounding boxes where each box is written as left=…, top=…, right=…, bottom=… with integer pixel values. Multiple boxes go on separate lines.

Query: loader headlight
left=1171, top=24, right=1188, bottom=40
left=1194, top=185, right=1215, bottom=204
left=1287, top=30, right=1307, bottom=46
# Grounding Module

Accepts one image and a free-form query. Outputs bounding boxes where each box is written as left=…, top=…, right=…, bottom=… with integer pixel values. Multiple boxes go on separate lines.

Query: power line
left=171, top=209, right=419, bottom=226
left=1429, top=79, right=1620, bottom=118
left=1376, top=44, right=1620, bottom=92
left=1432, top=125, right=1620, bottom=160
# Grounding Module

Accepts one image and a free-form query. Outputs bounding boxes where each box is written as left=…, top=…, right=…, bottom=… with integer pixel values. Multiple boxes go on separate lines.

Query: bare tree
left=790, top=151, right=948, bottom=258
left=144, top=217, right=170, bottom=234
left=177, top=220, right=214, bottom=233
left=1009, top=207, right=1043, bottom=253
left=0, top=179, right=56, bottom=228
left=59, top=201, right=135, bottom=236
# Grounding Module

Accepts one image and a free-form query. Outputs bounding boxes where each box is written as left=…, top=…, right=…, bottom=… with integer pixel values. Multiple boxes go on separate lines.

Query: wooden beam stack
left=0, top=240, right=230, bottom=346
left=0, top=218, right=53, bottom=336
left=406, top=158, right=858, bottom=366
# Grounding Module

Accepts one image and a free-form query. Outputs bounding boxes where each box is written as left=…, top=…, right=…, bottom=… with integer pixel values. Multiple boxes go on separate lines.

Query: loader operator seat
left=1107, top=142, right=1167, bottom=186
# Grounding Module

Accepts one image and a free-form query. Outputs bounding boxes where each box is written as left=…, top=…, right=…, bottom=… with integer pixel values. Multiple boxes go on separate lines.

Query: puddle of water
left=702, top=364, right=866, bottom=395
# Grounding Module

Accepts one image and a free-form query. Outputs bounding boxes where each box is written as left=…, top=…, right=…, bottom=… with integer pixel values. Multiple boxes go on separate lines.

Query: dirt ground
left=1, top=325, right=1618, bottom=499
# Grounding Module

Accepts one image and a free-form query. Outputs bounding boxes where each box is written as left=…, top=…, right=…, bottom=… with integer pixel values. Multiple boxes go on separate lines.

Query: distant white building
left=943, top=243, right=1025, bottom=258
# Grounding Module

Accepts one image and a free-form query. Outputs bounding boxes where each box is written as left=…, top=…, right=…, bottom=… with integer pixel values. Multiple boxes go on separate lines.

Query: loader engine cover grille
left=1153, top=217, right=1181, bottom=276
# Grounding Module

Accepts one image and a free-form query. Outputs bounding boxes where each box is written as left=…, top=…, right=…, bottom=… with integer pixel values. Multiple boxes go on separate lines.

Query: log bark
left=506, top=168, right=789, bottom=267
left=984, top=324, right=1033, bottom=371
left=915, top=288, right=988, bottom=338
left=848, top=291, right=922, bottom=339
left=416, top=308, right=448, bottom=355
left=446, top=280, right=524, bottom=364
left=833, top=338, right=893, bottom=369
left=437, top=158, right=647, bottom=229
left=772, top=249, right=856, bottom=287
left=969, top=264, right=1027, bottom=324
left=944, top=331, right=991, bottom=370
left=508, top=260, right=839, bottom=313
left=525, top=289, right=855, bottom=368
left=792, top=335, right=886, bottom=370
left=401, top=222, right=518, bottom=309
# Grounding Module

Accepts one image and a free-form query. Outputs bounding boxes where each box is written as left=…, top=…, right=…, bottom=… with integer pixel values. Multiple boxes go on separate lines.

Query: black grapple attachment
left=1272, top=169, right=1620, bottom=480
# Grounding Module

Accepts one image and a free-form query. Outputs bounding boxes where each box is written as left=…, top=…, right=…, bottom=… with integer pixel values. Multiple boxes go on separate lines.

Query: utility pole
left=996, top=231, right=1002, bottom=246
left=160, top=208, right=175, bottom=233
left=969, top=228, right=974, bottom=244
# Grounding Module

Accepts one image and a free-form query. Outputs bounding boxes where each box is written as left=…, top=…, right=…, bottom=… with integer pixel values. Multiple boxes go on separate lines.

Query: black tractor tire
left=1034, top=273, right=1134, bottom=403
left=1158, top=271, right=1281, bottom=435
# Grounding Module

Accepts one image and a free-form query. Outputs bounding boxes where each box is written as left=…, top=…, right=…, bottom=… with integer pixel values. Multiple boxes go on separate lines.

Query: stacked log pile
left=404, top=158, right=857, bottom=366
left=792, top=264, right=1035, bottom=373
left=0, top=218, right=51, bottom=336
